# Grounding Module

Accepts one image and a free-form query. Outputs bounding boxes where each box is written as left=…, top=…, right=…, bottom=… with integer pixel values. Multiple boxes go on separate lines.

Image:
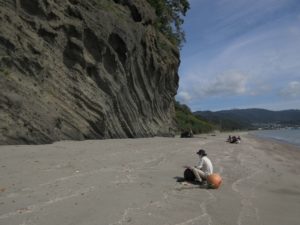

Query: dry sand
left=1, top=133, right=300, bottom=225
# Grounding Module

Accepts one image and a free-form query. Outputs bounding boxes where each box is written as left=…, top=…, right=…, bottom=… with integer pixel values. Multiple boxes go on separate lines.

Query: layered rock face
left=0, top=0, right=179, bottom=144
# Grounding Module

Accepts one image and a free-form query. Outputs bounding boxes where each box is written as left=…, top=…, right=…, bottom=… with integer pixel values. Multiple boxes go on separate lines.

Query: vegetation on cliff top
left=175, top=101, right=214, bottom=134
left=147, top=0, right=190, bottom=47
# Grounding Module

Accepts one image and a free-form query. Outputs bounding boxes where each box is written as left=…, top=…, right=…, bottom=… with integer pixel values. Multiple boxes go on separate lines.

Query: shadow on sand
left=174, top=176, right=208, bottom=190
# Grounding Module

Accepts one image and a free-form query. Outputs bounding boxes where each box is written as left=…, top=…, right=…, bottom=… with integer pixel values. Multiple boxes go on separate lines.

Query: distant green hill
left=175, top=101, right=214, bottom=134
left=194, top=108, right=300, bottom=131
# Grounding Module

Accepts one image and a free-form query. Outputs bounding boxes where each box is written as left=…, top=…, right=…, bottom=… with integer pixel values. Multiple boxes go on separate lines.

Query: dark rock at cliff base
left=0, top=0, right=179, bottom=144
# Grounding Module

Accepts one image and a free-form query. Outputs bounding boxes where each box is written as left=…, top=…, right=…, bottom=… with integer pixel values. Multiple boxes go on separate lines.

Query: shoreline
left=248, top=129, right=300, bottom=148
left=1, top=133, right=300, bottom=225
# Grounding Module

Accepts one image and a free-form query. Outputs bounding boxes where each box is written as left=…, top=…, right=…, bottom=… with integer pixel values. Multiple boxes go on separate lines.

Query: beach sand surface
left=1, top=133, right=300, bottom=225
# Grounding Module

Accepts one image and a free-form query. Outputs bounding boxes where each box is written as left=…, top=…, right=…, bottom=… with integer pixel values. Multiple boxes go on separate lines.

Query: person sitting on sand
left=230, top=136, right=238, bottom=143
left=184, top=149, right=213, bottom=184
left=227, top=135, right=232, bottom=142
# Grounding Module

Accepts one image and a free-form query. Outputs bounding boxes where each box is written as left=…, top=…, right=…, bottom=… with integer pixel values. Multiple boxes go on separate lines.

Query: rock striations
left=0, top=0, right=180, bottom=144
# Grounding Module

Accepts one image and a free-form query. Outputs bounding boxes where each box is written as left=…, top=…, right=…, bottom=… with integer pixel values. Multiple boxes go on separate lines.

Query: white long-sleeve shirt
left=196, top=156, right=213, bottom=175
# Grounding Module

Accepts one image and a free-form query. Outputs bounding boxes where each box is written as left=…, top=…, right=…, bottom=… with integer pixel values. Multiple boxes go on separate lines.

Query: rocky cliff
left=0, top=0, right=180, bottom=144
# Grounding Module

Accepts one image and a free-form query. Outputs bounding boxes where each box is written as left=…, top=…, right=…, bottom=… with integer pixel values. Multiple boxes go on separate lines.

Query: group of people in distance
left=227, top=135, right=241, bottom=144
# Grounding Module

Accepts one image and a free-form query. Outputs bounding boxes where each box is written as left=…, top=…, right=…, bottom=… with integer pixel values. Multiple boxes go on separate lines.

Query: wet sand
left=1, top=133, right=300, bottom=225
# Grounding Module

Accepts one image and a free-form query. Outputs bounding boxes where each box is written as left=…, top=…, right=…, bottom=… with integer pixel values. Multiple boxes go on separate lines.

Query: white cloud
left=176, top=91, right=192, bottom=103
left=177, top=71, right=248, bottom=102
left=202, top=72, right=248, bottom=96
left=280, top=81, right=300, bottom=98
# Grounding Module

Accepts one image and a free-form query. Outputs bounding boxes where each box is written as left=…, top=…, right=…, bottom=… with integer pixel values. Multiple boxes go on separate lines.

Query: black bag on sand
left=184, top=168, right=196, bottom=181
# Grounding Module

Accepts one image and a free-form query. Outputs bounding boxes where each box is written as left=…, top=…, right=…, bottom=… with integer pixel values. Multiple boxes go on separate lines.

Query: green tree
left=147, top=0, right=190, bottom=47
left=174, top=101, right=215, bottom=134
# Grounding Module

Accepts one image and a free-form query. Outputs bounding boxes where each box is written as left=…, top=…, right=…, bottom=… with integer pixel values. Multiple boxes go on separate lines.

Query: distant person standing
left=185, top=149, right=213, bottom=184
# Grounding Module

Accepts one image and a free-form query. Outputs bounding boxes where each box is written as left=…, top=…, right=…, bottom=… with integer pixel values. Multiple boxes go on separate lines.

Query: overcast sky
left=177, top=0, right=300, bottom=112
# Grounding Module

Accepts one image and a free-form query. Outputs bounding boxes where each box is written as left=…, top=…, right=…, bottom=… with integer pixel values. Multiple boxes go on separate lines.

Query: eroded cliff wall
left=0, top=0, right=180, bottom=144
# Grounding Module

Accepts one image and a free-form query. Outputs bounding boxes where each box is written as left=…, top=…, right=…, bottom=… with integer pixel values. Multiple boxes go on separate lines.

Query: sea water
left=252, top=128, right=300, bottom=147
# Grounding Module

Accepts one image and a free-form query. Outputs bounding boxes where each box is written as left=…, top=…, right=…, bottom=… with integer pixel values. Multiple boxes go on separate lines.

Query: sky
left=176, top=0, right=300, bottom=112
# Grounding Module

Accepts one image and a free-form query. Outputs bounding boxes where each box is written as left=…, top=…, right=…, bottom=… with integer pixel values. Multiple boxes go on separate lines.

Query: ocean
left=252, top=128, right=300, bottom=147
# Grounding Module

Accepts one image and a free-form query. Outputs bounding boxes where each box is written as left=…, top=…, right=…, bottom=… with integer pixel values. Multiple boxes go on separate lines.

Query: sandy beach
left=1, top=133, right=300, bottom=225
